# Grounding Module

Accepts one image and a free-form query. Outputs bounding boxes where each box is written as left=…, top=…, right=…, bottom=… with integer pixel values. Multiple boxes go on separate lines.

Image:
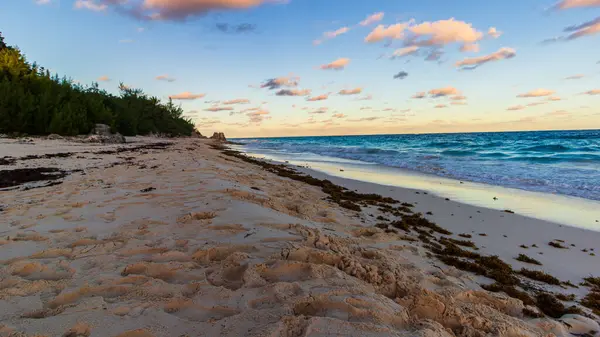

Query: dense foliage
left=0, top=32, right=195, bottom=137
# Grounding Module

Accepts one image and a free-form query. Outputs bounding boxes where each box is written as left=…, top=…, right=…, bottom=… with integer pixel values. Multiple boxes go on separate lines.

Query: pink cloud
left=409, top=18, right=484, bottom=50
left=392, top=46, right=419, bottom=58
left=507, top=105, right=526, bottom=111
left=412, top=92, right=426, bottom=99
left=276, top=89, right=311, bottom=96
left=170, top=92, right=206, bottom=100
left=434, top=104, right=448, bottom=109
left=456, top=47, right=516, bottom=69
left=156, top=74, right=176, bottom=82
left=565, top=74, right=584, bottom=80
left=332, top=113, right=346, bottom=118
left=307, top=94, right=329, bottom=101
left=365, top=22, right=411, bottom=43
left=360, top=12, right=385, bottom=26
left=487, top=27, right=503, bottom=38
left=223, top=98, right=250, bottom=105
left=204, top=106, right=234, bottom=112
left=97, top=75, right=111, bottom=82
left=429, top=86, right=460, bottom=97
left=517, top=89, right=556, bottom=98
left=320, top=58, right=351, bottom=70
left=583, top=89, right=600, bottom=95
left=339, top=88, right=362, bottom=95
left=553, top=0, right=600, bottom=10
left=74, top=0, right=107, bottom=11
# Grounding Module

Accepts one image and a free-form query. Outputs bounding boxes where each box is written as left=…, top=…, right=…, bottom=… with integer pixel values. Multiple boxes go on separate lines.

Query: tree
left=0, top=32, right=7, bottom=52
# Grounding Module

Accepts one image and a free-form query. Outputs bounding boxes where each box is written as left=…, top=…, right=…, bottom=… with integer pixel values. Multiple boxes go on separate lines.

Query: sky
left=1, top=0, right=599, bottom=138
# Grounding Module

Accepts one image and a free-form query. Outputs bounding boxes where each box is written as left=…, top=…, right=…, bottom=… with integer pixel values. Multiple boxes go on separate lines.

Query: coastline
left=1, top=137, right=599, bottom=336
left=236, top=145, right=600, bottom=231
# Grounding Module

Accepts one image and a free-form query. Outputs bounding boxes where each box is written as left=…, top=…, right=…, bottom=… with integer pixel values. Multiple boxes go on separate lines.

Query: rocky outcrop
left=82, top=124, right=126, bottom=144
left=192, top=130, right=207, bottom=139
left=210, top=132, right=227, bottom=142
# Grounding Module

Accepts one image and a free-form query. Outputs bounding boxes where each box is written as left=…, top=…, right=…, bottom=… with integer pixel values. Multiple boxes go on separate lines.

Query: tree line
left=0, top=32, right=195, bottom=137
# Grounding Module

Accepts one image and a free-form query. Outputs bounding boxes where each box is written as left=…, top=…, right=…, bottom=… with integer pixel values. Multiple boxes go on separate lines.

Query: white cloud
left=487, top=27, right=502, bottom=38
left=360, top=12, right=385, bottom=26
left=74, top=0, right=107, bottom=11
left=412, top=92, right=426, bottom=99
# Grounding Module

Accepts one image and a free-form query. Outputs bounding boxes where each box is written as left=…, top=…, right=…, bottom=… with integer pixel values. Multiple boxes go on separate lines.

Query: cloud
left=315, top=27, right=350, bottom=45
left=308, top=107, right=328, bottom=114
left=547, top=96, right=562, bottom=101
left=393, top=71, right=408, bottom=80
left=332, top=113, right=346, bottom=118
left=276, top=89, right=311, bottom=96
left=261, top=76, right=299, bottom=90
left=460, top=43, right=479, bottom=52
left=425, top=49, right=444, bottom=62
left=348, top=117, right=383, bottom=122
left=223, top=98, right=250, bottom=105
left=246, top=109, right=270, bottom=123
left=564, top=17, right=600, bottom=40
left=455, top=47, right=516, bottom=69
left=408, top=18, right=484, bottom=50
left=487, top=27, right=502, bottom=38
left=517, top=89, right=555, bottom=98
left=107, top=0, right=283, bottom=21
left=307, top=94, right=329, bottom=101
left=553, top=0, right=600, bottom=10
left=137, top=27, right=145, bottom=32
left=36, top=0, right=51, bottom=5
left=74, top=0, right=107, bottom=11
left=527, top=102, right=548, bottom=107
left=450, top=95, right=467, bottom=101
left=451, top=101, right=467, bottom=105
left=412, top=92, right=426, bottom=99
left=204, top=106, right=234, bottom=112
left=545, top=110, right=570, bottom=117
left=356, top=94, right=373, bottom=101
left=339, top=88, right=362, bottom=95
left=565, top=74, right=584, bottom=80
left=360, top=107, right=372, bottom=110
left=156, top=74, right=176, bottom=82
left=360, top=12, right=385, bottom=26
left=583, top=89, right=600, bottom=95
left=119, top=39, right=134, bottom=43
left=391, top=46, right=419, bottom=58
left=365, top=22, right=412, bottom=43
left=215, top=23, right=256, bottom=34
left=429, top=86, right=460, bottom=97
left=320, top=58, right=351, bottom=70
left=507, top=105, right=526, bottom=111
left=434, top=104, right=448, bottom=109
left=169, top=92, right=206, bottom=100
left=97, top=75, right=111, bottom=82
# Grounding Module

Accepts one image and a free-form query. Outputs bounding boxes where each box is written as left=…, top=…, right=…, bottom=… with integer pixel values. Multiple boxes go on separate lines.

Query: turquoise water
left=235, top=130, right=600, bottom=201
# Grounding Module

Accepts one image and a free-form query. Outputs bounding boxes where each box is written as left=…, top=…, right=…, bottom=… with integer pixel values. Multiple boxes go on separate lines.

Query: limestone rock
left=210, top=132, right=227, bottom=142
left=92, top=124, right=112, bottom=136
left=47, top=134, right=64, bottom=140
left=192, top=130, right=207, bottom=139
left=83, top=124, right=126, bottom=144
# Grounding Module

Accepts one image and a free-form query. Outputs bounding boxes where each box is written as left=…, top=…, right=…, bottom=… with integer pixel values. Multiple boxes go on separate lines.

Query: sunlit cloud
left=487, top=27, right=503, bottom=38
left=105, top=0, right=285, bottom=21
left=429, top=86, right=460, bottom=97
left=456, top=47, right=516, bottom=70
left=527, top=101, right=548, bottom=107
left=169, top=92, right=206, bottom=100
left=451, top=101, right=468, bottom=105
left=507, top=105, right=526, bottom=111
left=355, top=94, right=373, bottom=101
left=365, top=22, right=411, bottom=43
left=74, top=0, right=107, bottom=11
left=564, top=17, right=600, bottom=40
left=276, top=89, right=311, bottom=96
left=552, top=0, right=600, bottom=10
left=339, top=88, right=362, bottom=95
left=517, top=89, right=555, bottom=98
left=332, top=113, right=346, bottom=118
left=261, top=76, right=300, bottom=90
left=308, top=107, right=328, bottom=114
left=204, top=106, right=234, bottom=112
left=314, top=27, right=350, bottom=45
left=391, top=46, right=419, bottom=58
left=547, top=96, right=562, bottom=101
left=434, top=104, right=448, bottom=109
left=307, top=94, right=329, bottom=101
left=223, top=98, right=250, bottom=105
left=360, top=12, right=385, bottom=26
left=320, top=58, right=351, bottom=70
left=412, top=92, right=426, bottom=99
left=408, top=18, right=485, bottom=51
left=565, top=74, right=584, bottom=80
left=583, top=89, right=600, bottom=95
left=348, top=117, right=383, bottom=122
left=156, top=74, right=175, bottom=82
left=97, top=75, right=111, bottom=82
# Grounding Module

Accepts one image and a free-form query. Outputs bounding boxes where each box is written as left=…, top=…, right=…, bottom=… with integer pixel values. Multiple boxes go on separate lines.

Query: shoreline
left=236, top=145, right=600, bottom=231
left=1, top=137, right=599, bottom=336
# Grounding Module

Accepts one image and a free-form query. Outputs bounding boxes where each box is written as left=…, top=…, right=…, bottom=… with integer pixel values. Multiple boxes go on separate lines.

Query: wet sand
left=0, top=137, right=599, bottom=337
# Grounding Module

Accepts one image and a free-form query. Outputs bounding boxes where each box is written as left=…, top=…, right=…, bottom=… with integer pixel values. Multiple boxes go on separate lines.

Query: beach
left=1, top=136, right=599, bottom=337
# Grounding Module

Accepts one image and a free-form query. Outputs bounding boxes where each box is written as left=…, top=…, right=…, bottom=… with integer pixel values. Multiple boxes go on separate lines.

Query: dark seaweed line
left=211, top=142, right=599, bottom=320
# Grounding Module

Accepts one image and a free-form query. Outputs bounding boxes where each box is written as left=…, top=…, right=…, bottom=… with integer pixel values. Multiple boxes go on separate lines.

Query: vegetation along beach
left=1, top=0, right=600, bottom=336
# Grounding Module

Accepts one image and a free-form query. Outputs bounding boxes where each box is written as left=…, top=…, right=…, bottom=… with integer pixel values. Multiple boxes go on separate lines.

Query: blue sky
left=1, top=0, right=598, bottom=137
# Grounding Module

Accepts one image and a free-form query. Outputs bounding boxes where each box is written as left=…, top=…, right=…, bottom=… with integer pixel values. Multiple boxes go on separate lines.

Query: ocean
left=235, top=129, right=600, bottom=201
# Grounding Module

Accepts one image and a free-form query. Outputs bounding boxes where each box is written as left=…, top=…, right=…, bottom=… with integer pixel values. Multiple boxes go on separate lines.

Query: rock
left=192, top=130, right=207, bottom=139
left=83, top=133, right=126, bottom=144
left=559, top=314, right=600, bottom=336
left=210, top=132, right=227, bottom=142
left=92, top=124, right=112, bottom=136
left=47, top=134, right=64, bottom=140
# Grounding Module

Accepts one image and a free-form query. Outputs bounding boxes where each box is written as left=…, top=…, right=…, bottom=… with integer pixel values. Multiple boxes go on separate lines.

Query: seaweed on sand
left=515, top=254, right=542, bottom=265
left=518, top=268, right=561, bottom=285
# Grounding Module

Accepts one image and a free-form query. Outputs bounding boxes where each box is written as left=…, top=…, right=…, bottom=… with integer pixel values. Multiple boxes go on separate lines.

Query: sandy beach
left=1, top=137, right=599, bottom=337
